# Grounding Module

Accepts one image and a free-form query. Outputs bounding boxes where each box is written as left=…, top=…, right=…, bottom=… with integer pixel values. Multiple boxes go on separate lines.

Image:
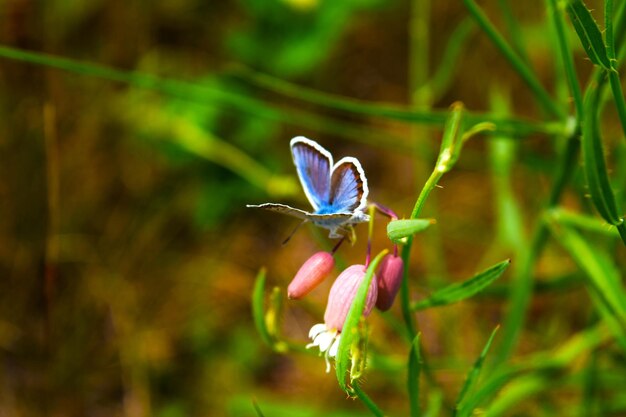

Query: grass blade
left=547, top=222, right=626, bottom=336
left=387, top=219, right=435, bottom=244
left=411, top=260, right=511, bottom=311
left=455, top=326, right=499, bottom=414
left=408, top=334, right=422, bottom=417
left=335, top=250, right=388, bottom=393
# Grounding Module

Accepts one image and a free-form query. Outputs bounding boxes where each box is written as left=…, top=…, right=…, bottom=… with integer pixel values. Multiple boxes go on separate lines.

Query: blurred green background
left=0, top=0, right=625, bottom=416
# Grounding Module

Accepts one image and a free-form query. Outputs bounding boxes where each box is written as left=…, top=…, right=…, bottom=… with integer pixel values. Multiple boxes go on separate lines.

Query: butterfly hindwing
left=326, top=157, right=368, bottom=215
left=290, top=136, right=332, bottom=212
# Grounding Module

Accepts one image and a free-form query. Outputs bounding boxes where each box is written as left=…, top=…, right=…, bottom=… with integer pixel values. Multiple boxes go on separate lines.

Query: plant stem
left=548, top=0, right=584, bottom=119
left=352, top=383, right=385, bottom=417
left=0, top=45, right=407, bottom=151
left=462, top=0, right=565, bottom=119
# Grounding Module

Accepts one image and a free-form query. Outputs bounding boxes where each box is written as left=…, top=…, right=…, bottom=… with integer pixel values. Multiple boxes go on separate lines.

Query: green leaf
left=582, top=82, right=625, bottom=232
left=252, top=268, right=274, bottom=348
left=408, top=334, right=422, bottom=417
left=455, top=326, right=499, bottom=413
left=566, top=0, right=612, bottom=69
left=387, top=219, right=435, bottom=243
left=411, top=260, right=511, bottom=310
left=335, top=250, right=388, bottom=393
left=547, top=221, right=626, bottom=349
left=546, top=208, right=620, bottom=237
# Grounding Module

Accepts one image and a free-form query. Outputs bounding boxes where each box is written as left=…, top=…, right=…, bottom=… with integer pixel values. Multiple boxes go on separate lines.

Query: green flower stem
left=462, top=0, right=565, bottom=119
left=548, top=0, right=584, bottom=119
left=400, top=243, right=417, bottom=339
left=352, top=383, right=385, bottom=417
left=399, top=104, right=465, bottom=339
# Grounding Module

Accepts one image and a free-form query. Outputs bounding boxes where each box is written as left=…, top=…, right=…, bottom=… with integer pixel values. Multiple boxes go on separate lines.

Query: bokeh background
left=1, top=0, right=625, bottom=416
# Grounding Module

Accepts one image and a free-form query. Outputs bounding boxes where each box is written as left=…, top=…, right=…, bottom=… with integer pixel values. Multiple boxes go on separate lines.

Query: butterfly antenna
left=282, top=220, right=306, bottom=245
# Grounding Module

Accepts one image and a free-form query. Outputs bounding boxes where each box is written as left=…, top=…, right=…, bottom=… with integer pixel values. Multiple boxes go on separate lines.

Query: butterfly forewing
left=326, top=158, right=368, bottom=214
left=291, top=137, right=332, bottom=211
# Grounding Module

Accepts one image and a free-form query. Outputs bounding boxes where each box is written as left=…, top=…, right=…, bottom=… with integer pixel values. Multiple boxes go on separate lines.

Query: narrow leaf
left=252, top=268, right=274, bottom=348
left=408, top=334, right=422, bottom=417
left=335, top=250, right=388, bottom=393
left=455, top=326, right=500, bottom=413
left=546, top=208, right=619, bottom=237
left=582, top=83, right=624, bottom=230
left=387, top=219, right=435, bottom=243
left=411, top=260, right=511, bottom=311
left=566, top=0, right=612, bottom=69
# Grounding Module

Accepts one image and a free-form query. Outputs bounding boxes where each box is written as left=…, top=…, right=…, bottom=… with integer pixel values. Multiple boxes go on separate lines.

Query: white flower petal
left=317, top=330, right=336, bottom=352
left=308, top=323, right=327, bottom=339
left=328, top=336, right=340, bottom=358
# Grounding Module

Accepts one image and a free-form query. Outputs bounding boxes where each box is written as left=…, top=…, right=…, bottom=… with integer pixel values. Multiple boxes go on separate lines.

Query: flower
left=307, top=264, right=378, bottom=372
left=287, top=251, right=335, bottom=299
left=375, top=254, right=404, bottom=311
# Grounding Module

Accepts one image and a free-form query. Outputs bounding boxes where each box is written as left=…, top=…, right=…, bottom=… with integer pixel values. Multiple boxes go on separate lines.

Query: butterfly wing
left=246, top=203, right=311, bottom=220
left=247, top=203, right=356, bottom=238
left=290, top=136, right=332, bottom=211
left=325, top=157, right=369, bottom=215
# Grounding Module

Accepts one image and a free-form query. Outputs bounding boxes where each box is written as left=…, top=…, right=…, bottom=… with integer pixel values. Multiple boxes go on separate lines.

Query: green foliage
left=455, top=326, right=499, bottom=414
left=411, top=260, right=511, bottom=311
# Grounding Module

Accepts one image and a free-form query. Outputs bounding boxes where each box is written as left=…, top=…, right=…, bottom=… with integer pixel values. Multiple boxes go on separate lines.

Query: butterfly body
left=247, top=137, right=370, bottom=239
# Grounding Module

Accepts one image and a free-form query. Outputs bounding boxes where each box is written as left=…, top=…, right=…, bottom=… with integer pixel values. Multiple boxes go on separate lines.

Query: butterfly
left=247, top=136, right=370, bottom=239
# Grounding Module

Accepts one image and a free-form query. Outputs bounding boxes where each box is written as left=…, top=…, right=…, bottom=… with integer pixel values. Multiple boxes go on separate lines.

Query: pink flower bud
left=324, top=264, right=378, bottom=331
left=375, top=254, right=404, bottom=311
left=288, top=251, right=335, bottom=299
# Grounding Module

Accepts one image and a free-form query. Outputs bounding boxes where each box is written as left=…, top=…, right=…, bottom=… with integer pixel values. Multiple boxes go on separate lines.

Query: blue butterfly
left=247, top=136, right=370, bottom=239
